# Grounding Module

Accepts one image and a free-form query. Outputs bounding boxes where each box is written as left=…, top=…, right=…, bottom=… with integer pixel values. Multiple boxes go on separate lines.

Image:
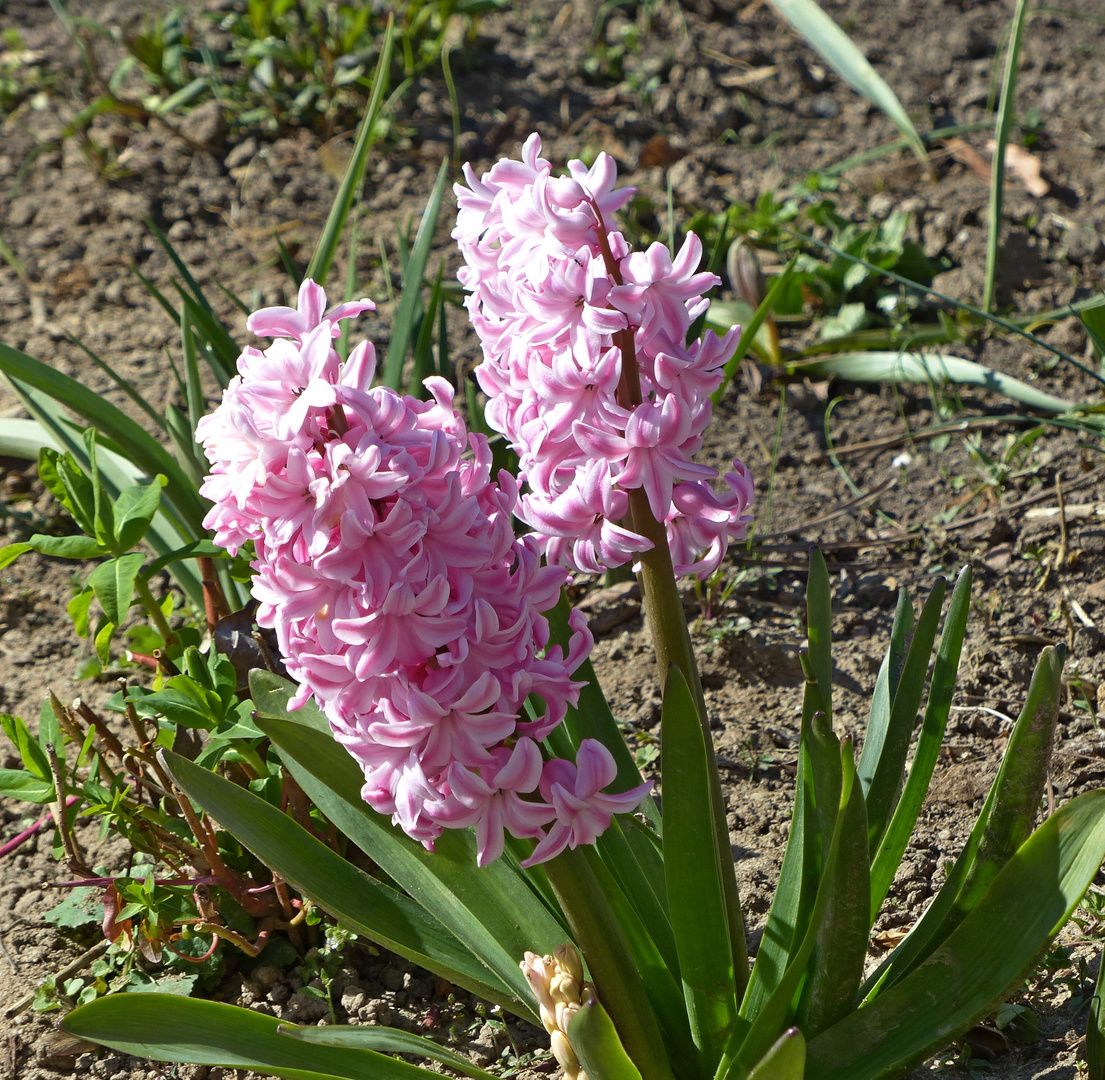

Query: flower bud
left=727, top=237, right=767, bottom=311
left=550, top=1029, right=581, bottom=1076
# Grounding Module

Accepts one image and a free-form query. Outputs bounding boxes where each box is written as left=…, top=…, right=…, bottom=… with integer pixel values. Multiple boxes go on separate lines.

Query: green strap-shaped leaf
left=791, top=352, right=1080, bottom=416
left=276, top=1023, right=496, bottom=1079
left=745, top=1028, right=805, bottom=1080
left=87, top=552, right=146, bottom=626
left=717, top=742, right=858, bottom=1080
left=249, top=669, right=330, bottom=733
left=62, top=993, right=442, bottom=1080
left=796, top=737, right=869, bottom=1037
left=870, top=567, right=972, bottom=918
left=662, top=665, right=739, bottom=1065
left=159, top=751, right=527, bottom=1018
left=569, top=998, right=645, bottom=1080
left=1087, top=945, right=1105, bottom=1080
left=855, top=588, right=913, bottom=801
left=859, top=580, right=946, bottom=856
left=0, top=343, right=208, bottom=535
left=805, top=550, right=832, bottom=726
left=862, top=644, right=1064, bottom=997
left=768, top=0, right=930, bottom=171
left=254, top=711, right=558, bottom=1017
left=806, top=790, right=1105, bottom=1080
left=383, top=158, right=451, bottom=391
left=307, top=18, right=395, bottom=286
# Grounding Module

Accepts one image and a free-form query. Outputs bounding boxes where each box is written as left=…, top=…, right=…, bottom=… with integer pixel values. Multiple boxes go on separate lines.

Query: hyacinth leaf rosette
left=63, top=136, right=1105, bottom=1080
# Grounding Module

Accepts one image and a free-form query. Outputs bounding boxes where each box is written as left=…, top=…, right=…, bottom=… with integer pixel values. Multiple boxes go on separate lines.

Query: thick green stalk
left=544, top=846, right=677, bottom=1080
left=588, top=202, right=750, bottom=995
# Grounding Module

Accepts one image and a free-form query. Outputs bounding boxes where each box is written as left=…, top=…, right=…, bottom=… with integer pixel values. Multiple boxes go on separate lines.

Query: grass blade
left=662, top=665, right=739, bottom=1063
left=983, top=0, right=1030, bottom=313
left=63, top=994, right=441, bottom=1080
left=791, top=351, right=1083, bottom=415
left=1088, top=947, right=1105, bottom=1080
left=869, top=567, right=972, bottom=919
left=383, top=158, right=450, bottom=391
left=806, top=790, right=1105, bottom=1080
left=306, top=17, right=396, bottom=286
left=768, top=0, right=930, bottom=172
left=159, top=750, right=526, bottom=1015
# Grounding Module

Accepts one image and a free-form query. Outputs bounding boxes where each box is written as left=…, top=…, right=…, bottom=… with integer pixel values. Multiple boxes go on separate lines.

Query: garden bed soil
left=2, top=0, right=1105, bottom=1078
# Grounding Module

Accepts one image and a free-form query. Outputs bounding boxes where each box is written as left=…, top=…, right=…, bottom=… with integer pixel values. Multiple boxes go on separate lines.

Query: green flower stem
left=590, top=200, right=750, bottom=996
left=544, top=845, right=676, bottom=1080
left=627, top=485, right=750, bottom=997
left=134, top=575, right=175, bottom=647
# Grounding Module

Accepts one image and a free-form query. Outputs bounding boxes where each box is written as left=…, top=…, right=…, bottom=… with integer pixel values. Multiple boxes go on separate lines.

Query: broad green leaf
left=86, top=430, right=116, bottom=550
left=870, top=567, right=972, bottom=918
left=26, top=534, right=106, bottom=560
left=859, top=580, right=946, bottom=855
left=569, top=998, right=645, bottom=1080
left=2, top=713, right=52, bottom=781
left=62, top=994, right=440, bottom=1080
left=159, top=751, right=526, bottom=1017
left=39, top=447, right=96, bottom=535
left=806, top=790, right=1105, bottom=1080
left=248, top=669, right=330, bottom=733
left=306, top=18, right=395, bottom=286
left=114, top=476, right=169, bottom=551
left=0, top=542, right=33, bottom=570
left=745, top=1028, right=805, bottom=1080
left=0, top=767, right=54, bottom=802
left=383, top=158, right=450, bottom=391
left=983, top=0, right=1029, bottom=313
left=790, top=352, right=1079, bottom=415
left=662, top=665, right=738, bottom=1063
left=768, top=0, right=929, bottom=171
left=277, top=1023, right=495, bottom=1080
left=87, top=552, right=146, bottom=627
left=131, top=689, right=219, bottom=730
left=256, top=710, right=558, bottom=1019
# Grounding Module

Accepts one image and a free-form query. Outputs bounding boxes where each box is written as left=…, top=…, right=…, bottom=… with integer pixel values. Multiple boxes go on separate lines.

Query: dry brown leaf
left=988, top=140, right=1050, bottom=197
left=943, top=137, right=991, bottom=182
left=871, top=927, right=909, bottom=950
left=718, top=65, right=778, bottom=89
left=638, top=134, right=686, bottom=168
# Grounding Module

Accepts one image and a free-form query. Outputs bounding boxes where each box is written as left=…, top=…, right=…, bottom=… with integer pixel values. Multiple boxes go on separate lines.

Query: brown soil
left=2, top=1, right=1105, bottom=1078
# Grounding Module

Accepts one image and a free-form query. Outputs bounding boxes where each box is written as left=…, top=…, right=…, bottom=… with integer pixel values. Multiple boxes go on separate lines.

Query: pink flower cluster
left=197, top=281, right=650, bottom=866
left=454, top=134, right=754, bottom=578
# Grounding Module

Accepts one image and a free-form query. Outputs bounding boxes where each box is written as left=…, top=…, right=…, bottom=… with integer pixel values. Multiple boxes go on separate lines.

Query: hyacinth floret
left=198, top=279, right=651, bottom=866
left=454, top=133, right=754, bottom=578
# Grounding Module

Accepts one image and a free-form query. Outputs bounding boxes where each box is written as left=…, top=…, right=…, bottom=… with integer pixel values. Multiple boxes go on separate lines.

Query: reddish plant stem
left=0, top=796, right=81, bottom=859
